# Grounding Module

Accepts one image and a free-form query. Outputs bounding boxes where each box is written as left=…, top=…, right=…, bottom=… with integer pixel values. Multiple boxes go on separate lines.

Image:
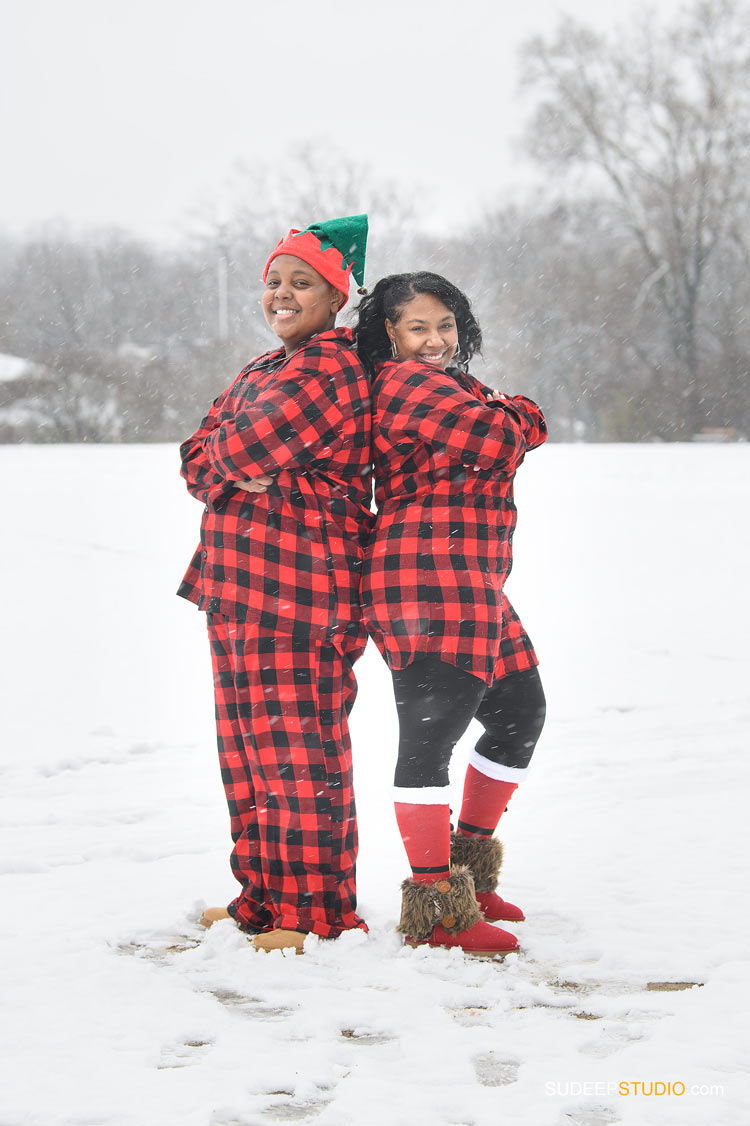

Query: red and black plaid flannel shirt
left=362, top=359, right=547, bottom=683
left=178, top=328, right=373, bottom=646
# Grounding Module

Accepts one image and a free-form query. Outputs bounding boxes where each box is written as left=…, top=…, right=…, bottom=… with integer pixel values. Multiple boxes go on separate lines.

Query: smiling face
left=385, top=292, right=458, bottom=370
left=262, top=254, right=345, bottom=355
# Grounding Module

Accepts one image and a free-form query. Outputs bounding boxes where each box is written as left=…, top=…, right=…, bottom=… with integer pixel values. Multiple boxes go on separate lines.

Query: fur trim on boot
left=397, top=866, right=481, bottom=941
left=451, top=833, right=524, bottom=923
left=450, top=833, right=503, bottom=893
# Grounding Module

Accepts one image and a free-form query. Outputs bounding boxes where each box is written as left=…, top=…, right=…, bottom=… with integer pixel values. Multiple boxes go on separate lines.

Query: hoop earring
left=391, top=337, right=399, bottom=360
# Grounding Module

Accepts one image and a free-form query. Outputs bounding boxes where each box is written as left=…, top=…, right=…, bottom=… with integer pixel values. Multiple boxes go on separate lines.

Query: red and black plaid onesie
left=362, top=360, right=547, bottom=686
left=178, top=327, right=372, bottom=938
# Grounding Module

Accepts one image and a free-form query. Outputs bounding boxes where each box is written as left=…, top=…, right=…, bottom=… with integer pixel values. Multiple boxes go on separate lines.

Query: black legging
left=391, top=658, right=546, bottom=789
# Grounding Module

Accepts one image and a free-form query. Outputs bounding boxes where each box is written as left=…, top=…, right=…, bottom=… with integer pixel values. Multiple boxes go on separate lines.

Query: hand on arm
left=488, top=392, right=548, bottom=450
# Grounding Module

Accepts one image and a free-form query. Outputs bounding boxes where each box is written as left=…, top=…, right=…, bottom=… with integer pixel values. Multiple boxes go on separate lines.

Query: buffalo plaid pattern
left=363, top=361, right=547, bottom=686
left=178, top=328, right=372, bottom=645
left=495, top=593, right=537, bottom=679
left=207, top=614, right=366, bottom=937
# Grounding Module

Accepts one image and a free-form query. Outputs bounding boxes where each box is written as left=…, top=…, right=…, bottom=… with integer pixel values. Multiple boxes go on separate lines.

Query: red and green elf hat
left=262, top=214, right=368, bottom=307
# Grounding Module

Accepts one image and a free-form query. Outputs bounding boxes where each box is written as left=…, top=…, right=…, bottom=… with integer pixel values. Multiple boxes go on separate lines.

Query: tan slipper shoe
left=199, top=906, right=232, bottom=928
left=252, top=929, right=306, bottom=954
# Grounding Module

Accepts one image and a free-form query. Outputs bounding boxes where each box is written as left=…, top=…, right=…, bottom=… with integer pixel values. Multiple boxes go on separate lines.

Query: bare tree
left=521, top=0, right=750, bottom=436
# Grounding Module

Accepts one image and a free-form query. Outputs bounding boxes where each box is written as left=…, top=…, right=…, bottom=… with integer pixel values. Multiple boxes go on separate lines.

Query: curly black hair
left=352, top=272, right=483, bottom=375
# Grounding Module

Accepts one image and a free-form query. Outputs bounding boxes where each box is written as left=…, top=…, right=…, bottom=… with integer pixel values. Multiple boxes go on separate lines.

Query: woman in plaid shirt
left=354, top=272, right=547, bottom=957
left=178, top=216, right=372, bottom=954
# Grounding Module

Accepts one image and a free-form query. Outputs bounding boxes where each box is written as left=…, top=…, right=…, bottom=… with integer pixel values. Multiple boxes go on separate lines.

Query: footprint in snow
left=157, top=1039, right=212, bottom=1069
left=446, top=1003, right=493, bottom=1027
left=561, top=1106, right=620, bottom=1126
left=212, top=988, right=295, bottom=1022
left=114, top=936, right=201, bottom=965
left=340, top=1027, right=396, bottom=1045
left=579, top=1018, right=649, bottom=1058
left=472, top=1052, right=519, bottom=1087
left=257, top=1095, right=331, bottom=1121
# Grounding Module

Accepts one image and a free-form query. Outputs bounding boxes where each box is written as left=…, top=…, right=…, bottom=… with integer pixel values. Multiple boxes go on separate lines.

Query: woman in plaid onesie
left=178, top=216, right=372, bottom=954
left=353, top=272, right=547, bottom=957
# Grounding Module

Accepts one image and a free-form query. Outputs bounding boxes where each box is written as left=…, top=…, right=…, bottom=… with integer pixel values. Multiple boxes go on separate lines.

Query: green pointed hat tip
left=301, top=213, right=368, bottom=287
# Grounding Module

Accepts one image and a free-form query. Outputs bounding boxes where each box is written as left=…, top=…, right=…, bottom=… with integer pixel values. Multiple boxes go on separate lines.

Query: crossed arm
left=376, top=364, right=546, bottom=475
left=180, top=353, right=358, bottom=504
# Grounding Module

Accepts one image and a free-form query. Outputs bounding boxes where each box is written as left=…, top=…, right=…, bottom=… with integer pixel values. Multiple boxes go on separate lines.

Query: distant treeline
left=2, top=0, right=748, bottom=443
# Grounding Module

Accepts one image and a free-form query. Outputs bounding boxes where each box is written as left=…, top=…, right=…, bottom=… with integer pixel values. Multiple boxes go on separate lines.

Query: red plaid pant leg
left=207, top=614, right=366, bottom=938
left=207, top=614, right=275, bottom=931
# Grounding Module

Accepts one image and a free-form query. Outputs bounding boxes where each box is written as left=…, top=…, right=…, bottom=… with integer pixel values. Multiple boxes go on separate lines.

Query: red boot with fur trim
left=398, top=866, right=518, bottom=957
left=451, top=833, right=525, bottom=923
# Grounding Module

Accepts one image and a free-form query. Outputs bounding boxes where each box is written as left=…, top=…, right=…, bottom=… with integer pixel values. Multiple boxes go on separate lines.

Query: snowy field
left=3, top=442, right=750, bottom=1126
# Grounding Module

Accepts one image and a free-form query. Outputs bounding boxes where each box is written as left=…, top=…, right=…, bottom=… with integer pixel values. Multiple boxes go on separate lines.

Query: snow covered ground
left=2, top=442, right=749, bottom=1126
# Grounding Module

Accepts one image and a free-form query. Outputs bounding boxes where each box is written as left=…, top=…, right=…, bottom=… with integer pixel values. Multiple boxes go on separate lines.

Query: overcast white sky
left=1, top=0, right=682, bottom=243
